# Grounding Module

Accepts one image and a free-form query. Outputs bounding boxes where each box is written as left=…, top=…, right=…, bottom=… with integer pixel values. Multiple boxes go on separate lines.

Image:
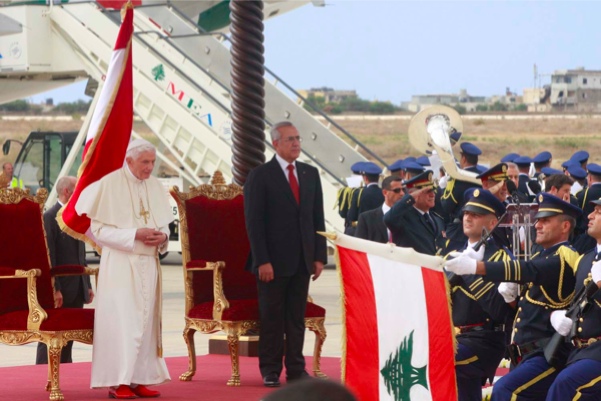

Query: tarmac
left=0, top=253, right=344, bottom=368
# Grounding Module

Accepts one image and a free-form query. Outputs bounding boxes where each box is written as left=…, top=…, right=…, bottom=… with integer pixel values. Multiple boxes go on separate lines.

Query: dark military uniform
left=440, top=165, right=481, bottom=253
left=546, top=249, right=601, bottom=399
left=346, top=183, right=384, bottom=236
left=452, top=239, right=514, bottom=401
left=485, top=242, right=579, bottom=400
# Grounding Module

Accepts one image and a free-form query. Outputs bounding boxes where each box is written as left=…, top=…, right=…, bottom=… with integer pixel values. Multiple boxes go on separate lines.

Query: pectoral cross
left=139, top=199, right=150, bottom=224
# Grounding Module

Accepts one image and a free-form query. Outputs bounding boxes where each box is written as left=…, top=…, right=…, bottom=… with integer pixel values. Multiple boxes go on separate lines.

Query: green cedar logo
left=380, top=330, right=429, bottom=401
left=152, top=64, right=165, bottom=82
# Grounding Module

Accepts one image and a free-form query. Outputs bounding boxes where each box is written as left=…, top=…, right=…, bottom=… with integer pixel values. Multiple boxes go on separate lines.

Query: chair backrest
left=173, top=172, right=257, bottom=306
left=0, top=188, right=54, bottom=314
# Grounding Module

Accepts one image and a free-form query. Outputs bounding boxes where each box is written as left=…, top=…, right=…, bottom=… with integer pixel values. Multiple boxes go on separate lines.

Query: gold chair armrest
left=0, top=269, right=48, bottom=331
left=211, top=262, right=229, bottom=320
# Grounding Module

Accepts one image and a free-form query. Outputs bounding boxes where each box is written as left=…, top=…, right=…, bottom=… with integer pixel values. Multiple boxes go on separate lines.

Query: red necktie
left=287, top=164, right=300, bottom=204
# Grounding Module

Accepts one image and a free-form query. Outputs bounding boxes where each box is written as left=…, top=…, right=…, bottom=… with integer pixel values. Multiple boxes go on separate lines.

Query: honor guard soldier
left=416, top=155, right=431, bottom=167
left=384, top=170, right=444, bottom=256
left=445, top=193, right=582, bottom=401
left=546, top=197, right=601, bottom=399
left=501, top=153, right=520, bottom=164
left=450, top=131, right=462, bottom=146
left=578, top=163, right=601, bottom=220
left=441, top=142, right=483, bottom=253
left=514, top=156, right=540, bottom=202
left=402, top=160, right=425, bottom=180
left=450, top=189, right=514, bottom=401
left=477, top=163, right=511, bottom=250
left=532, top=151, right=552, bottom=179
left=338, top=161, right=365, bottom=231
left=345, top=162, right=384, bottom=236
left=388, top=159, right=405, bottom=179
left=571, top=150, right=590, bottom=170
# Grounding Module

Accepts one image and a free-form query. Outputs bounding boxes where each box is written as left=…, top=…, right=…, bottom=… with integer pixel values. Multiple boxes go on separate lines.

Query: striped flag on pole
left=58, top=4, right=134, bottom=246
left=334, top=234, right=457, bottom=401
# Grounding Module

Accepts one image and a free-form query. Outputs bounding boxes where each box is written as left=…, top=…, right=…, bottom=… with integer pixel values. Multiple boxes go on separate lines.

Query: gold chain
left=123, top=169, right=152, bottom=225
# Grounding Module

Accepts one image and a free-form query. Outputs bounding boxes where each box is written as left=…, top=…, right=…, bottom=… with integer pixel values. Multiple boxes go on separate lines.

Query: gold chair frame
left=0, top=188, right=97, bottom=401
left=171, top=171, right=327, bottom=386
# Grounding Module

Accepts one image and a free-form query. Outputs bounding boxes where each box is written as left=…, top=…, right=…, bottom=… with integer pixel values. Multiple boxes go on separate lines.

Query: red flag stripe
left=422, top=267, right=458, bottom=399
left=338, top=246, right=380, bottom=401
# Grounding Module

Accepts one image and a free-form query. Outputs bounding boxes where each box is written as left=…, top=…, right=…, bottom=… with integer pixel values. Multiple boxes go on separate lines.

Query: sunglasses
left=390, top=188, right=404, bottom=193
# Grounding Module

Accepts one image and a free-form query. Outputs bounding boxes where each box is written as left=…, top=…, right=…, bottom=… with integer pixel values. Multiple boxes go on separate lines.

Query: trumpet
left=408, top=106, right=481, bottom=185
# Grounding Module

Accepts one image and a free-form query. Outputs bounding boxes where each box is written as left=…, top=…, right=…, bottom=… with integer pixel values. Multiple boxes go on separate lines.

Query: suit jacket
left=384, top=193, right=444, bottom=256
left=244, top=156, right=327, bottom=277
left=44, top=202, right=91, bottom=306
left=355, top=207, right=388, bottom=244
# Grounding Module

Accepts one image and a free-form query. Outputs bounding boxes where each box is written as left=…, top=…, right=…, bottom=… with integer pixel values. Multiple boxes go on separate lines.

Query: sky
left=27, top=1, right=601, bottom=105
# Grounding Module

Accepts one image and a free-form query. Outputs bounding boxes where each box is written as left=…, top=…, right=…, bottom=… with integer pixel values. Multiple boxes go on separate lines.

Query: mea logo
left=151, top=64, right=212, bottom=127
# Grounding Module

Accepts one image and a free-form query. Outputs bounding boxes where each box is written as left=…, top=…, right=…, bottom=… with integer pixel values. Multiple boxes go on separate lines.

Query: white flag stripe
left=85, top=48, right=128, bottom=144
left=367, top=254, right=433, bottom=401
left=335, top=234, right=444, bottom=270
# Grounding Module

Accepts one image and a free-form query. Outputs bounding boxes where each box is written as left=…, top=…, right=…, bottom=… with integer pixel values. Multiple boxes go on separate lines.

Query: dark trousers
left=257, top=265, right=310, bottom=378
left=491, top=355, right=558, bottom=401
left=455, top=344, right=487, bottom=401
left=546, top=359, right=601, bottom=400
left=36, top=289, right=85, bottom=365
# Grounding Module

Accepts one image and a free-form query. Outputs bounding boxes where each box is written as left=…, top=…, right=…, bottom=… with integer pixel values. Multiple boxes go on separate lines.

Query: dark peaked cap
left=477, top=163, right=508, bottom=182
left=459, top=142, right=482, bottom=156
left=534, top=192, right=582, bottom=220
left=404, top=170, right=435, bottom=190
left=463, top=188, right=506, bottom=218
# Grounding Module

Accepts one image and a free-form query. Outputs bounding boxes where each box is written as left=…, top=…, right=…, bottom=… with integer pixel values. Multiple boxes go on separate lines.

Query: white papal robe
left=76, top=166, right=173, bottom=388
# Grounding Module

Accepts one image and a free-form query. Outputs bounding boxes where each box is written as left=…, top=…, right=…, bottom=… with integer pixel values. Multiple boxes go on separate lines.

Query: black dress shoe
left=286, top=371, right=311, bottom=383
left=263, top=373, right=281, bottom=387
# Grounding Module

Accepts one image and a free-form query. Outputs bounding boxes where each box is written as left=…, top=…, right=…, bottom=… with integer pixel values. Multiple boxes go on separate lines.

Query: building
left=401, top=89, right=486, bottom=113
left=548, top=68, right=601, bottom=111
left=298, top=87, right=357, bottom=104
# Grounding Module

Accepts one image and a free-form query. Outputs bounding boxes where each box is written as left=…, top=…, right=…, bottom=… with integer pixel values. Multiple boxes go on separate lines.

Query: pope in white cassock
left=76, top=138, right=173, bottom=399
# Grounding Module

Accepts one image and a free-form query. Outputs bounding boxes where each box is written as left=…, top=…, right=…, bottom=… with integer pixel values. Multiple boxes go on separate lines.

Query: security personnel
left=346, top=162, right=383, bottom=236
left=532, top=151, right=552, bottom=179
left=450, top=189, right=514, bottom=401
left=546, top=197, right=601, bottom=399
left=445, top=193, right=581, bottom=401
left=441, top=142, right=482, bottom=253
left=477, top=163, right=511, bottom=250
left=384, top=170, right=444, bottom=255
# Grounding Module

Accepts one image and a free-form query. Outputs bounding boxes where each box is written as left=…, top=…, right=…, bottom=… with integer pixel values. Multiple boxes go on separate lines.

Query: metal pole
left=229, top=0, right=265, bottom=186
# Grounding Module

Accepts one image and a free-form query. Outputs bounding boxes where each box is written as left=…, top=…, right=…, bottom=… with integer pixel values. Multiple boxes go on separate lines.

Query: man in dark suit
left=355, top=176, right=404, bottom=243
left=36, top=176, right=93, bottom=364
left=244, top=121, right=327, bottom=388
left=384, top=170, right=445, bottom=256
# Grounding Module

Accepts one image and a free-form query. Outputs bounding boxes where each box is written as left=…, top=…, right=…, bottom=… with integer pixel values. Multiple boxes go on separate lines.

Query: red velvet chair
left=0, top=188, right=96, bottom=401
left=170, top=171, right=327, bottom=386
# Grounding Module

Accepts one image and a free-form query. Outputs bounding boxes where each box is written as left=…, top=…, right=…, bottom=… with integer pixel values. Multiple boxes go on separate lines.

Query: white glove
left=444, top=255, right=477, bottom=276
left=498, top=282, right=519, bottom=303
left=463, top=245, right=485, bottom=262
left=439, top=175, right=449, bottom=189
left=592, top=260, right=601, bottom=284
left=550, top=310, right=573, bottom=337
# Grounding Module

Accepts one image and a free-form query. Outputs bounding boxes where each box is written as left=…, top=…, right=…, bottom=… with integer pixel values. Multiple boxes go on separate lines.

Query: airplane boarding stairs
left=3, top=2, right=387, bottom=233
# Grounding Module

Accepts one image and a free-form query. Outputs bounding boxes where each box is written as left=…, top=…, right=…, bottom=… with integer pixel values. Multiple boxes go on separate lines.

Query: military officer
left=450, top=189, right=514, bottom=401
left=384, top=170, right=444, bottom=256
left=546, top=197, right=601, bottom=399
left=440, top=142, right=483, bottom=253
left=445, top=193, right=581, bottom=401
left=476, top=163, right=511, bottom=249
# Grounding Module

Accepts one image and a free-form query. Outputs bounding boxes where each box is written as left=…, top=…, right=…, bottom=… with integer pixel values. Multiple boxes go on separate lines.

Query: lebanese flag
left=334, top=233, right=457, bottom=401
left=58, top=5, right=134, bottom=247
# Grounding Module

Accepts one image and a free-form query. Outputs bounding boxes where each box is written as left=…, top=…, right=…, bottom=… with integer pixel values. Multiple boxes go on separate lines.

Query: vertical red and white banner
left=334, top=234, right=457, bottom=401
left=58, top=4, right=134, bottom=245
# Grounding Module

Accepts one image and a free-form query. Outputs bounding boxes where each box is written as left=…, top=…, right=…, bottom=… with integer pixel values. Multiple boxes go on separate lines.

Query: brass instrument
left=408, top=106, right=481, bottom=185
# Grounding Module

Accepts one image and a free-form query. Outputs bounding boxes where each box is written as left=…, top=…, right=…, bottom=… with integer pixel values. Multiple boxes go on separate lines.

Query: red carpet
left=0, top=355, right=341, bottom=401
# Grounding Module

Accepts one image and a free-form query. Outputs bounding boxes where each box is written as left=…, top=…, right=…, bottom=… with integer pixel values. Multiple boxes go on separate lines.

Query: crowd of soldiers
left=337, top=141, right=601, bottom=401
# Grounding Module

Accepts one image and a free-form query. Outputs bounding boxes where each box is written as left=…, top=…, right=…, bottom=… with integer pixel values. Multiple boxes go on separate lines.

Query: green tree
left=475, top=104, right=489, bottom=112
left=0, top=99, right=30, bottom=112
left=451, top=104, right=467, bottom=115
left=489, top=101, right=508, bottom=112
left=369, top=101, right=396, bottom=114
left=513, top=103, right=527, bottom=112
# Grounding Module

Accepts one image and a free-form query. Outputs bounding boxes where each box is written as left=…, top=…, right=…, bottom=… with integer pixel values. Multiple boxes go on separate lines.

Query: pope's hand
left=550, top=310, right=573, bottom=336
left=498, top=282, right=519, bottom=303
left=444, top=255, right=477, bottom=276
left=591, top=260, right=601, bottom=284
left=463, top=246, right=485, bottom=261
